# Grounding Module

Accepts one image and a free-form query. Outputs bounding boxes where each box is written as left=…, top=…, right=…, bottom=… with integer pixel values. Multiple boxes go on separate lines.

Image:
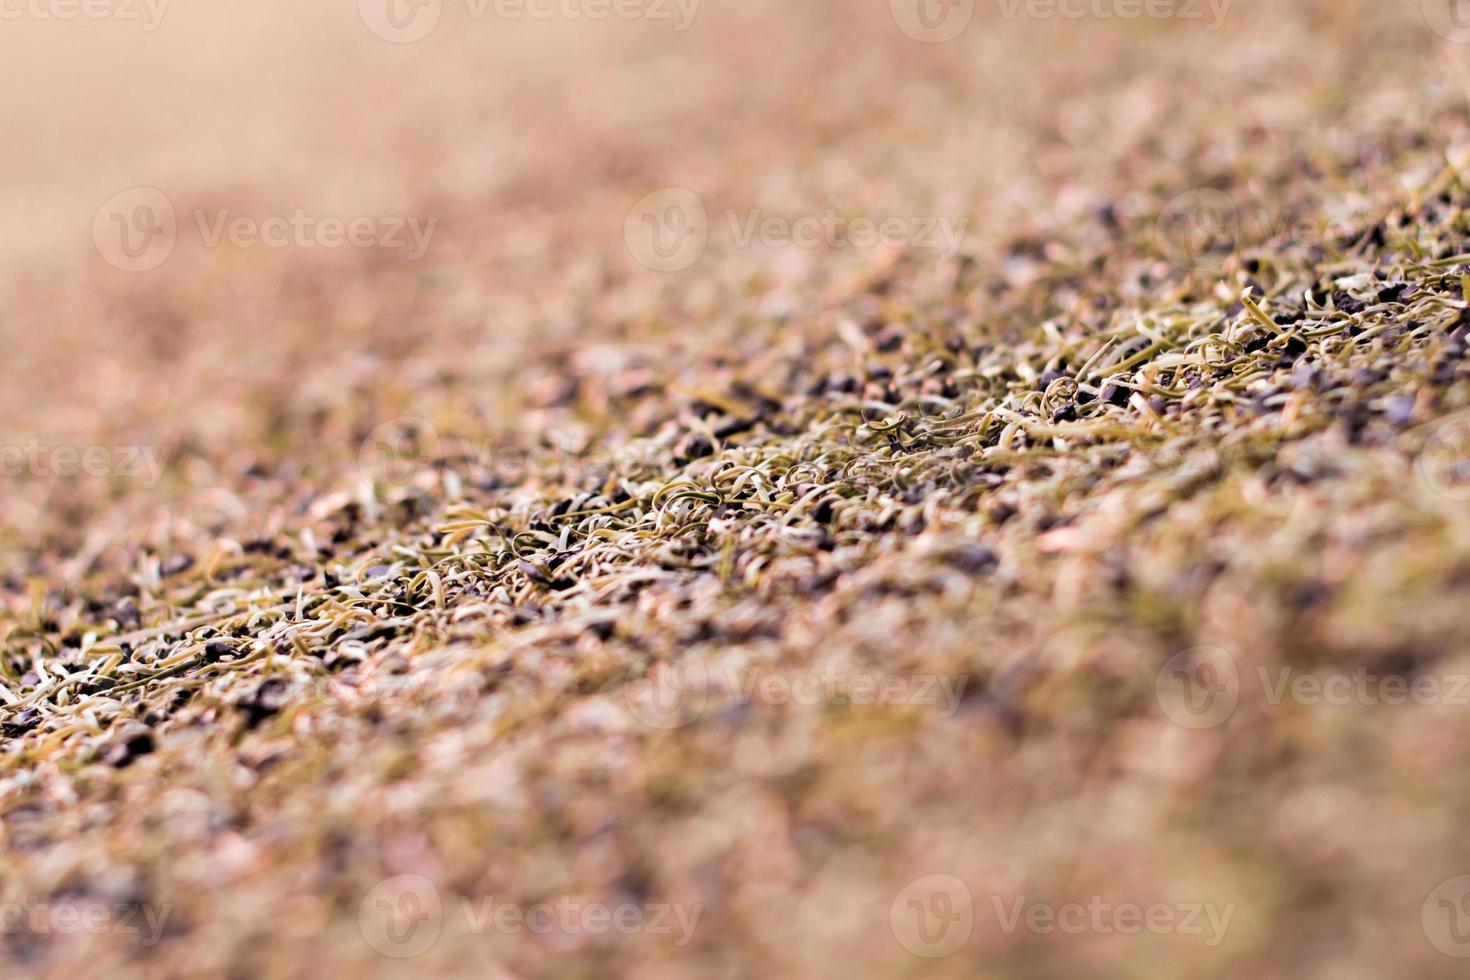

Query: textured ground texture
left=6, top=0, right=1470, bottom=976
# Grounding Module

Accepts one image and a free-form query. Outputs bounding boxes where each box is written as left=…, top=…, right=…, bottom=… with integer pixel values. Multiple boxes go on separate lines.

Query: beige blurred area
left=0, top=0, right=1442, bottom=467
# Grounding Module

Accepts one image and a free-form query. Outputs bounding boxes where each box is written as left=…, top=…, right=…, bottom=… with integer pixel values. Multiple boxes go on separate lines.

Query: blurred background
left=2, top=0, right=1448, bottom=571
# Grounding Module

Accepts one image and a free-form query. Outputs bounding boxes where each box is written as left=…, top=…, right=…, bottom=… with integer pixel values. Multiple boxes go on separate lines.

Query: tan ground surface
left=5, top=0, right=1470, bottom=976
